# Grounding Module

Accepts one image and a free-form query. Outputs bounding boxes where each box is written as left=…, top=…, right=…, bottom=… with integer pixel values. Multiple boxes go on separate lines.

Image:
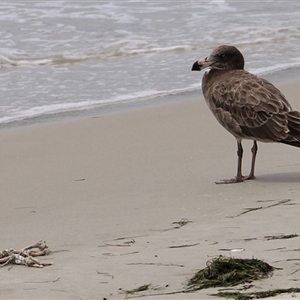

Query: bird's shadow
left=257, top=171, right=300, bottom=183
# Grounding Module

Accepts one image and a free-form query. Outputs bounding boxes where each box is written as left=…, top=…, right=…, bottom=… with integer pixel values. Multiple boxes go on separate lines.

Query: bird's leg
left=244, top=140, right=257, bottom=180
left=216, top=140, right=244, bottom=184
left=236, top=141, right=244, bottom=181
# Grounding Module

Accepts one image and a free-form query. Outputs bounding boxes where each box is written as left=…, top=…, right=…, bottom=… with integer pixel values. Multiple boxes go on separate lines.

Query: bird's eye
left=220, top=53, right=226, bottom=59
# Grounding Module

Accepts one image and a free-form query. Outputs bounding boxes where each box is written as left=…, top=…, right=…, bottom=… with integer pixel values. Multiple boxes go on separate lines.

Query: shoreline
left=0, top=89, right=200, bottom=130
left=1, top=75, right=300, bottom=299
left=2, top=65, right=300, bottom=131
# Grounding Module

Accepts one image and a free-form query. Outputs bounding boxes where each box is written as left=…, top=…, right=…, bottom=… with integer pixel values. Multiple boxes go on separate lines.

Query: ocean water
left=1, top=1, right=300, bottom=126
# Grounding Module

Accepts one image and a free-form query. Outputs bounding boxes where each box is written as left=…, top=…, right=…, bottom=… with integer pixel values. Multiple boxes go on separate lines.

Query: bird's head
left=192, top=45, right=245, bottom=72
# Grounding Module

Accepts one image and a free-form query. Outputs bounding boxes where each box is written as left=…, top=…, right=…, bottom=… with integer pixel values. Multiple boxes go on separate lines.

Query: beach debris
left=151, top=218, right=193, bottom=232
left=0, top=240, right=52, bottom=268
left=124, top=284, right=151, bottom=296
left=169, top=242, right=199, bottom=249
left=219, top=248, right=245, bottom=253
left=289, top=267, right=300, bottom=276
left=186, top=256, right=274, bottom=292
left=127, top=262, right=184, bottom=267
left=235, top=199, right=292, bottom=217
left=236, top=206, right=263, bottom=217
left=104, top=238, right=135, bottom=247
left=171, top=218, right=193, bottom=229
left=212, top=287, right=300, bottom=299
left=75, top=178, right=85, bottom=181
left=264, top=233, right=298, bottom=240
left=257, top=198, right=291, bottom=205
left=264, top=247, right=286, bottom=251
left=101, top=234, right=149, bottom=248
left=120, top=251, right=139, bottom=256
left=122, top=283, right=168, bottom=298
left=97, top=271, right=114, bottom=284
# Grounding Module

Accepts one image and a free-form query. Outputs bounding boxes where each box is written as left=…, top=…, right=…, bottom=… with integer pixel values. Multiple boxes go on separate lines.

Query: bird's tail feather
left=279, top=111, right=300, bottom=148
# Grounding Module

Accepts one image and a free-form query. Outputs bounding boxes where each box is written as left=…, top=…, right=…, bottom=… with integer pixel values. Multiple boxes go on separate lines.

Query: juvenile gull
left=192, top=45, right=300, bottom=184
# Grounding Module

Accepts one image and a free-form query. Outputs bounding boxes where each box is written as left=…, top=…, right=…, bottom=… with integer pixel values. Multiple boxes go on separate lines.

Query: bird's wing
left=209, top=71, right=292, bottom=141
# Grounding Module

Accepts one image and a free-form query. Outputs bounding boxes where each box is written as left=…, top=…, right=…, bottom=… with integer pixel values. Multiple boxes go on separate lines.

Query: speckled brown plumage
left=192, top=45, right=300, bottom=183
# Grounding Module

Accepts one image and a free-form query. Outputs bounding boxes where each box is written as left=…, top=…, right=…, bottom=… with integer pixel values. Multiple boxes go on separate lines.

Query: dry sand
left=1, top=80, right=300, bottom=299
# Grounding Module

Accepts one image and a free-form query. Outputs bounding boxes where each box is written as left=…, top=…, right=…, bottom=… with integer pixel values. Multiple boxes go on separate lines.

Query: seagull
left=192, top=45, right=300, bottom=184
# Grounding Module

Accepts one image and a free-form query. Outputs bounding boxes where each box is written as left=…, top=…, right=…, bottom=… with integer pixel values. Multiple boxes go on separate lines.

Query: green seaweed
left=187, top=256, right=274, bottom=291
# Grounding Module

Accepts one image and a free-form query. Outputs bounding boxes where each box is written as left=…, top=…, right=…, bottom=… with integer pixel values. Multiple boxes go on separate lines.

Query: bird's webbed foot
left=215, top=174, right=255, bottom=184
left=215, top=177, right=244, bottom=184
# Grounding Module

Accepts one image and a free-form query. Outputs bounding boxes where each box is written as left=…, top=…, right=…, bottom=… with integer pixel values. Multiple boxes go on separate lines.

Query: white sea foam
left=1, top=44, right=194, bottom=69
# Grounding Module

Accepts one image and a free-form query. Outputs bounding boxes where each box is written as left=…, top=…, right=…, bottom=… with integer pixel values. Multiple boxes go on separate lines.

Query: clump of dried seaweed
left=186, top=256, right=274, bottom=292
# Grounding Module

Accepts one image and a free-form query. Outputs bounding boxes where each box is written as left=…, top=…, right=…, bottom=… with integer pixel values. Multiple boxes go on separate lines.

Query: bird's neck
left=202, top=69, right=224, bottom=89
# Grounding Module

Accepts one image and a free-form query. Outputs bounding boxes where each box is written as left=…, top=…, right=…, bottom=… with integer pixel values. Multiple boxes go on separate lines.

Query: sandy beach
left=1, top=79, right=300, bottom=299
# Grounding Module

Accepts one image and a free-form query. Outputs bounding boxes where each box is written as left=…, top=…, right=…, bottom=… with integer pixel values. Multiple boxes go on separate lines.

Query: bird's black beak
left=192, top=61, right=201, bottom=71
left=191, top=57, right=212, bottom=71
